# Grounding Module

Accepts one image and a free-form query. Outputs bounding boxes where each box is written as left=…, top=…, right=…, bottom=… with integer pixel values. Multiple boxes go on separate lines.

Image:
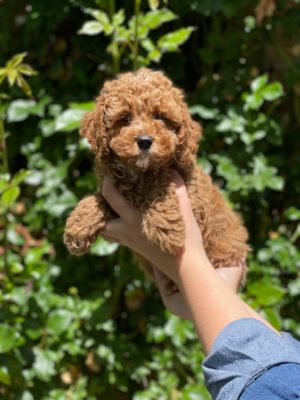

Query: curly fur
left=64, top=68, right=249, bottom=286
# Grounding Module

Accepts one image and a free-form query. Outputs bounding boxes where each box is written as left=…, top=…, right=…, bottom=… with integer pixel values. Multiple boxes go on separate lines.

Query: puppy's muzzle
left=137, top=135, right=153, bottom=150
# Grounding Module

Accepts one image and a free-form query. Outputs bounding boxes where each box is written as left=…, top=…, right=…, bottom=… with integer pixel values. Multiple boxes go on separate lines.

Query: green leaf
left=44, top=190, right=77, bottom=216
left=285, top=207, right=300, bottom=221
left=158, top=27, right=195, bottom=52
left=251, top=74, right=268, bottom=92
left=262, top=307, right=282, bottom=331
left=16, top=75, right=32, bottom=97
left=244, top=16, right=256, bottom=31
left=6, top=53, right=27, bottom=69
left=0, top=324, right=19, bottom=353
left=112, top=9, right=126, bottom=28
left=1, top=186, right=20, bottom=207
left=20, top=391, right=34, bottom=400
left=11, top=170, right=29, bottom=186
left=54, top=108, right=85, bottom=131
left=0, top=366, right=11, bottom=385
left=83, top=8, right=113, bottom=35
left=68, top=101, right=95, bottom=111
left=247, top=279, right=285, bottom=306
left=143, top=9, right=177, bottom=31
left=244, top=92, right=264, bottom=111
left=189, top=105, right=218, bottom=119
left=17, top=64, right=38, bottom=76
left=7, top=69, right=17, bottom=86
left=164, top=315, right=194, bottom=347
left=7, top=99, right=41, bottom=122
left=148, top=0, right=159, bottom=10
left=0, top=176, right=9, bottom=193
left=33, top=348, right=57, bottom=382
left=251, top=155, right=284, bottom=191
left=262, top=82, right=284, bottom=101
left=78, top=21, right=104, bottom=35
left=90, top=237, right=119, bottom=256
left=47, top=310, right=73, bottom=334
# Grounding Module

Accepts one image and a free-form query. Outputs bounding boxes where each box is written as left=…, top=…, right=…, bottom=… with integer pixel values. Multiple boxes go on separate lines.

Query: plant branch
left=133, top=0, right=142, bottom=71
left=0, top=114, right=10, bottom=281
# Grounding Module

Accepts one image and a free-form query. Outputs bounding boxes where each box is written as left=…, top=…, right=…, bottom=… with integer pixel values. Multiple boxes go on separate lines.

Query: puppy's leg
left=141, top=182, right=185, bottom=255
left=64, top=193, right=115, bottom=255
left=187, top=168, right=249, bottom=274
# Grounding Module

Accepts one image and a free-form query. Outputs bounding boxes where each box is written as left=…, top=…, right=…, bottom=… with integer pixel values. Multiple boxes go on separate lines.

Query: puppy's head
left=81, top=68, right=202, bottom=171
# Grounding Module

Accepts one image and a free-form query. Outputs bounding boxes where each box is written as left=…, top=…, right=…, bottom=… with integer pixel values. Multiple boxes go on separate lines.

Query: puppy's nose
left=137, top=135, right=153, bottom=150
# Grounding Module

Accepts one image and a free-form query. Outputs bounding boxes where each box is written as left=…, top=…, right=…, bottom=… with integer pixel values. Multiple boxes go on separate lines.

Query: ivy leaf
left=158, top=27, right=195, bottom=52
left=0, top=324, right=19, bottom=353
left=47, top=310, right=73, bottom=334
left=54, top=109, right=85, bottom=131
left=90, top=237, right=119, bottom=256
left=7, top=99, right=37, bottom=122
left=164, top=315, right=194, bottom=347
left=33, top=348, right=57, bottom=382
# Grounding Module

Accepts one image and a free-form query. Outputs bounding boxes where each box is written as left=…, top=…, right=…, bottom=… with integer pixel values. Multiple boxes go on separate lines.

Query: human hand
left=101, top=172, right=207, bottom=286
left=152, top=264, right=244, bottom=320
left=101, top=173, right=245, bottom=318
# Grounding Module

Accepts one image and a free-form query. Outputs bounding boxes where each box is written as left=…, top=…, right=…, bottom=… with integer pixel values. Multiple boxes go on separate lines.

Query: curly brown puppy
left=64, top=68, right=249, bottom=283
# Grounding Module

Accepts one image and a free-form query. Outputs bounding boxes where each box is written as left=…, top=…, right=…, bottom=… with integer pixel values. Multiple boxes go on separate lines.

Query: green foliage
left=78, top=4, right=194, bottom=70
left=0, top=53, right=37, bottom=97
left=0, top=0, right=300, bottom=398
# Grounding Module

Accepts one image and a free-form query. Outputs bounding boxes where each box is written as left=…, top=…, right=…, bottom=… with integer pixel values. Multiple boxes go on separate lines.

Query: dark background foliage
left=0, top=0, right=299, bottom=398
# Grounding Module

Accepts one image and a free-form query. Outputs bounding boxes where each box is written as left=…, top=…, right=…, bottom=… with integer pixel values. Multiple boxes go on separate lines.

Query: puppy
left=64, top=68, right=249, bottom=284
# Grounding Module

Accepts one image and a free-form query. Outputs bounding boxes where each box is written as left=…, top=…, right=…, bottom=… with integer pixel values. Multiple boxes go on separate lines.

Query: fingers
left=171, top=171, right=195, bottom=223
left=100, top=218, right=125, bottom=243
left=102, top=175, right=140, bottom=225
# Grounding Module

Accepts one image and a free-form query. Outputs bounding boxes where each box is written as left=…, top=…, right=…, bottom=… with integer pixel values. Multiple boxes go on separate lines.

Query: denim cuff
left=202, top=318, right=300, bottom=400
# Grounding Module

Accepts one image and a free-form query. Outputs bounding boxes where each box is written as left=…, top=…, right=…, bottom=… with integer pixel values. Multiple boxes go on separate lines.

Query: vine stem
left=0, top=116, right=8, bottom=174
left=0, top=114, right=10, bottom=281
left=108, top=0, right=120, bottom=74
left=133, top=0, right=141, bottom=71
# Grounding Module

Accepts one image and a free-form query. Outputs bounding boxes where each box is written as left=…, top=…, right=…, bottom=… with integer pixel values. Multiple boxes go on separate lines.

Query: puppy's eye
left=119, top=114, right=131, bottom=124
left=154, top=113, right=180, bottom=133
left=154, top=113, right=163, bottom=120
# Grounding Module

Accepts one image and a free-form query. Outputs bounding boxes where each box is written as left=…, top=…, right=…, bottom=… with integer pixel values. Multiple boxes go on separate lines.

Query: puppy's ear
left=80, top=96, right=108, bottom=158
left=80, top=110, right=98, bottom=153
left=176, top=112, right=202, bottom=168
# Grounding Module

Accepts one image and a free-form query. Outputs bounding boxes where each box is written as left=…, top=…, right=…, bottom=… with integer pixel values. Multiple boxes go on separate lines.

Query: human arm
left=100, top=173, right=277, bottom=353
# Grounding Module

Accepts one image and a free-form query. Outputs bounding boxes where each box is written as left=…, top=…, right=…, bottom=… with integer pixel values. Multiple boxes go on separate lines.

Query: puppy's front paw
left=64, top=194, right=110, bottom=256
left=64, top=231, right=99, bottom=256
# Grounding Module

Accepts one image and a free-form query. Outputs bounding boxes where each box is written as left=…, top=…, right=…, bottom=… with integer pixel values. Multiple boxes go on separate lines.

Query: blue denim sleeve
left=202, top=318, right=300, bottom=400
left=240, top=363, right=300, bottom=399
